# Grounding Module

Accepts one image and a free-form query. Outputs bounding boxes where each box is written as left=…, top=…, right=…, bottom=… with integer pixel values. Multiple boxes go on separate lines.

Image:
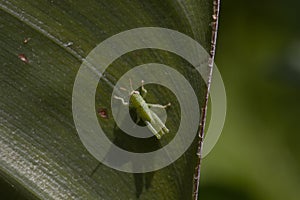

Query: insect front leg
left=114, top=95, right=129, bottom=105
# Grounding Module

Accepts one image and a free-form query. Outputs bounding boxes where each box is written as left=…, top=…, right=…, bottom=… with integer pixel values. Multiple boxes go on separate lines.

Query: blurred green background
left=200, top=0, right=300, bottom=200
left=1, top=0, right=300, bottom=199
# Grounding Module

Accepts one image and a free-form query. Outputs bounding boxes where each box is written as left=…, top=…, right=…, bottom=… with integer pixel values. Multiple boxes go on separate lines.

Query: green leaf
left=0, top=1, right=214, bottom=199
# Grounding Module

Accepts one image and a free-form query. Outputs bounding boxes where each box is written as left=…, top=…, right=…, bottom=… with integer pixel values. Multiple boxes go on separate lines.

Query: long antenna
left=129, top=78, right=134, bottom=91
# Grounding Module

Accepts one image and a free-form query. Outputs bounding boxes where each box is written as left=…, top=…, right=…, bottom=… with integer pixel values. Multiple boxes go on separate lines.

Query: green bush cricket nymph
left=114, top=79, right=171, bottom=139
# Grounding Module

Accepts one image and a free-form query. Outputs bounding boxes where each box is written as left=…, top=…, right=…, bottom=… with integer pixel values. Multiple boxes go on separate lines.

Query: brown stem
left=192, top=0, right=221, bottom=199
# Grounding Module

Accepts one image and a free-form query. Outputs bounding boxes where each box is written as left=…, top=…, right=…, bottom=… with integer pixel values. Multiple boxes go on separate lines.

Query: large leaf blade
left=0, top=1, right=214, bottom=199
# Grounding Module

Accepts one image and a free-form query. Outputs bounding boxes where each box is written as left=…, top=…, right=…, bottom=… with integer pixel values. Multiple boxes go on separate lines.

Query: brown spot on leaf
left=98, top=108, right=108, bottom=119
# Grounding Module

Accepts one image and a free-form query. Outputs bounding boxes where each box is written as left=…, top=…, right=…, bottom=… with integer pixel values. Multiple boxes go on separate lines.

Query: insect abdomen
left=136, top=104, right=152, bottom=122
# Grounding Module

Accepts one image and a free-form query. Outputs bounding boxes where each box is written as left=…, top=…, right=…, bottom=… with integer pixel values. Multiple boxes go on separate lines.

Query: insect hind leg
left=151, top=111, right=169, bottom=134
left=145, top=121, right=161, bottom=139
